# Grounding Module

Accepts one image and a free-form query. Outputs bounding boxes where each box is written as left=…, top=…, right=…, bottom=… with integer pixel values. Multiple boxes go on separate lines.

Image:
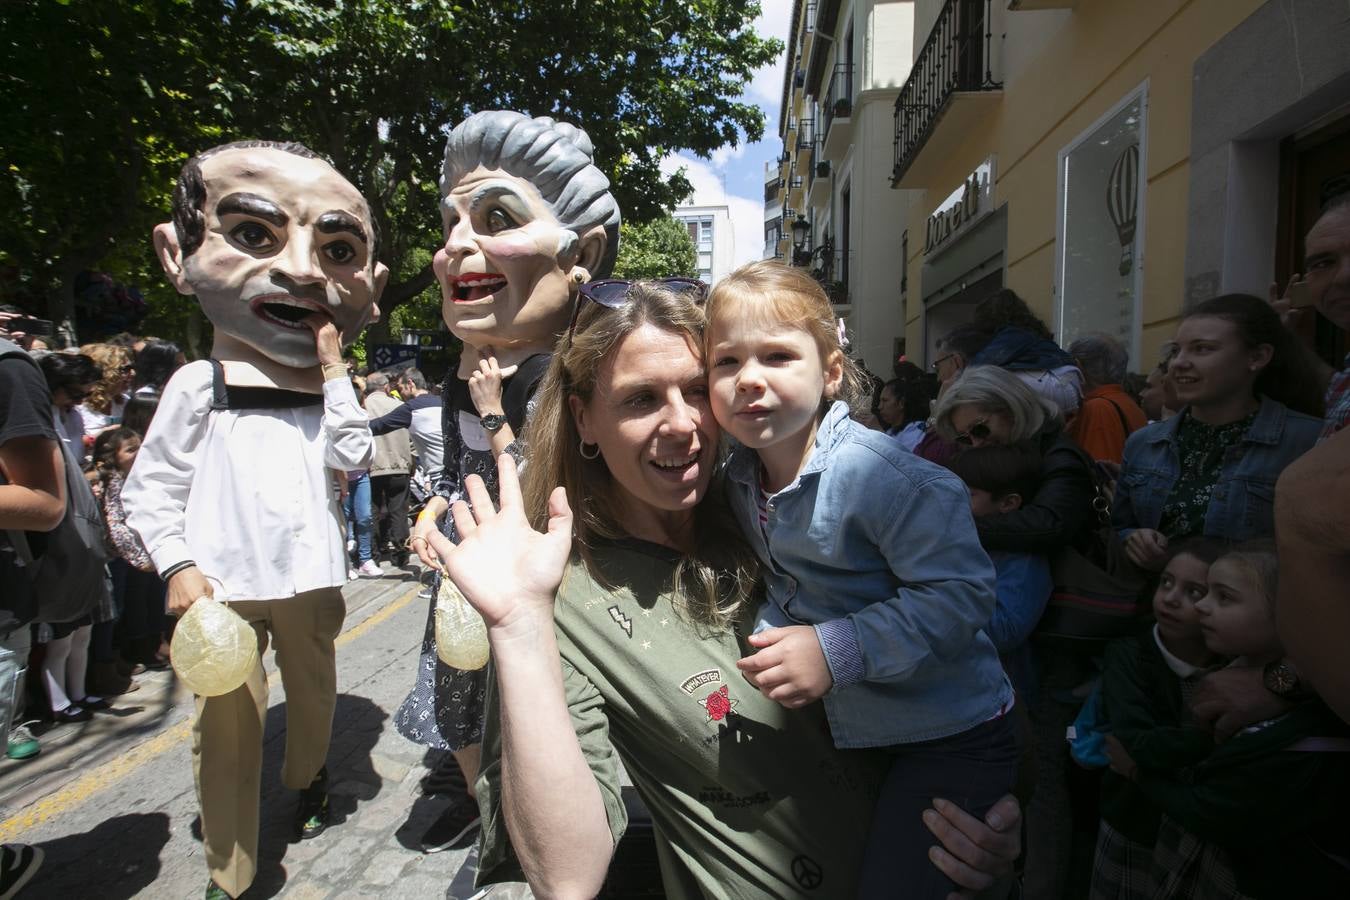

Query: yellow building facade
left=895, top=0, right=1350, bottom=370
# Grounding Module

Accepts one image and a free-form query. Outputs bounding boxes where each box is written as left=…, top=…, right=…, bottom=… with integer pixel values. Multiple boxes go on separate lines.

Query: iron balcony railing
left=808, top=139, right=829, bottom=192
left=822, top=61, right=853, bottom=135
left=891, top=0, right=1001, bottom=185
left=763, top=178, right=782, bottom=202
left=796, top=117, right=815, bottom=152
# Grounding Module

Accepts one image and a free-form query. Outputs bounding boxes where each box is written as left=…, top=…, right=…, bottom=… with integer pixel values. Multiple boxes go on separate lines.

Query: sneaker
left=348, top=567, right=360, bottom=581
left=4, top=724, right=39, bottom=762
left=0, top=844, right=44, bottom=899
left=419, top=800, right=480, bottom=853
left=346, top=538, right=355, bottom=554
left=357, top=559, right=382, bottom=578
left=416, top=584, right=434, bottom=600
left=295, top=766, right=329, bottom=840
left=203, top=879, right=229, bottom=900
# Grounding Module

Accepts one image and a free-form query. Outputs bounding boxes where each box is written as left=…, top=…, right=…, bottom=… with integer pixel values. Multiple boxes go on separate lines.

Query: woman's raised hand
left=425, top=453, right=573, bottom=632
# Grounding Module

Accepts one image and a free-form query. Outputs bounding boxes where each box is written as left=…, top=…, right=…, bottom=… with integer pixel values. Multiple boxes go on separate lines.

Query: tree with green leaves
left=612, top=217, right=698, bottom=280
left=0, top=0, right=780, bottom=350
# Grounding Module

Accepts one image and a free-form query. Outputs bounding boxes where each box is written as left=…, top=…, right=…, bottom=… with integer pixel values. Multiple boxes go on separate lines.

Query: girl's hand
left=1104, top=734, right=1138, bottom=780
left=736, top=625, right=834, bottom=708
left=467, top=348, right=518, bottom=418
left=425, top=454, right=573, bottom=634
left=1124, top=528, right=1168, bottom=570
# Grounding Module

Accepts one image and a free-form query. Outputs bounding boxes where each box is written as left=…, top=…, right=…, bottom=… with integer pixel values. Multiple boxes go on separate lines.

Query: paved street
left=0, top=565, right=534, bottom=899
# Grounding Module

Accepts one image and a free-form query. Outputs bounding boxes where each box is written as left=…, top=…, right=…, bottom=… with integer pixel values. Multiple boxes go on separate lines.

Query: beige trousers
left=191, top=587, right=346, bottom=898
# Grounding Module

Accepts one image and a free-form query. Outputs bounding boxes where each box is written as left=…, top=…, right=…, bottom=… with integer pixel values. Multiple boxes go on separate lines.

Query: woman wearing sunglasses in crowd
left=425, top=279, right=1024, bottom=899
left=932, top=364, right=1096, bottom=559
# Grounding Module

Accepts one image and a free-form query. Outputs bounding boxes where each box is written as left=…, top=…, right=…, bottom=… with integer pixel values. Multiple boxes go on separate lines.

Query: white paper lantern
left=171, top=597, right=259, bottom=697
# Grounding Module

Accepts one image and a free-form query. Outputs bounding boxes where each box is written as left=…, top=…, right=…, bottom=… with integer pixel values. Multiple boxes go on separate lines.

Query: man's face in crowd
left=432, top=167, right=579, bottom=353
left=1305, top=205, right=1350, bottom=332
left=161, top=147, right=386, bottom=368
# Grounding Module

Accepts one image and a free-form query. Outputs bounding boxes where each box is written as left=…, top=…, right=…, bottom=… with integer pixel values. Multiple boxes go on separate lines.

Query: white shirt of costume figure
left=433, top=167, right=581, bottom=358
left=175, top=147, right=382, bottom=369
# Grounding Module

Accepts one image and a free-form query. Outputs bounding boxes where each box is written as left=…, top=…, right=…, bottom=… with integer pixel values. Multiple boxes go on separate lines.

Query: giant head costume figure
left=434, top=112, right=620, bottom=375
left=153, top=141, right=389, bottom=387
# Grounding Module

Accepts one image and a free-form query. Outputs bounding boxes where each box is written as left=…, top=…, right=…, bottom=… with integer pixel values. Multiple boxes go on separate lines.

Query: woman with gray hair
left=1065, top=334, right=1147, bottom=464
left=932, top=365, right=1095, bottom=556
left=399, top=110, right=622, bottom=853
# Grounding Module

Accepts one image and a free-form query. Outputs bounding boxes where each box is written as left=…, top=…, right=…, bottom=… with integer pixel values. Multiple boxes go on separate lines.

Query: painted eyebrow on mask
left=216, top=192, right=288, bottom=225
left=315, top=211, right=368, bottom=245
left=469, top=185, right=529, bottom=216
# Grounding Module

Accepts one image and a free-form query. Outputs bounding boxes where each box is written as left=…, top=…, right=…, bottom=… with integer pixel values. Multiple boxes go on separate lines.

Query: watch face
left=481, top=413, right=505, bottom=433
left=1265, top=661, right=1298, bottom=695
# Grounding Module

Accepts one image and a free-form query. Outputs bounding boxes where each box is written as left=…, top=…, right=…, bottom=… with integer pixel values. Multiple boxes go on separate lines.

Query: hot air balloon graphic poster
left=1108, top=143, right=1140, bottom=276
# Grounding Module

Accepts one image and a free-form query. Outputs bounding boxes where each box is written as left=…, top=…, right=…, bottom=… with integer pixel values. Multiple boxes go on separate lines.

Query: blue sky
left=663, top=0, right=791, bottom=268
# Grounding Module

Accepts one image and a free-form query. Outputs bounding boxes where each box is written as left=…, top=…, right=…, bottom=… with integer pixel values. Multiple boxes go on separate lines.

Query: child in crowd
left=1090, top=538, right=1225, bottom=900
left=89, top=427, right=166, bottom=676
left=1105, top=541, right=1350, bottom=899
left=706, top=261, right=1019, bottom=899
left=946, top=442, right=1052, bottom=701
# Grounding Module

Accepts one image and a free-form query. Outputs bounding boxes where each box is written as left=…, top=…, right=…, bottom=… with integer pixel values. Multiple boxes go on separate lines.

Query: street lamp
left=791, top=217, right=812, bottom=254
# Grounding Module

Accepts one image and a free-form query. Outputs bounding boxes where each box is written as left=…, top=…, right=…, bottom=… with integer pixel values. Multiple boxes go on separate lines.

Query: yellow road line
left=0, top=585, right=420, bottom=842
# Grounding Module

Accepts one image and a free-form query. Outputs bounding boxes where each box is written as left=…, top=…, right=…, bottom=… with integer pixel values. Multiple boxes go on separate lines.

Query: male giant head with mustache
left=154, top=140, right=388, bottom=386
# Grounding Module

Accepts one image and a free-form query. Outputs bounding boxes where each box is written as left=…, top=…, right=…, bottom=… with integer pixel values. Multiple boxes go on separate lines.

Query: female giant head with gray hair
left=433, top=111, right=622, bottom=364
left=933, top=365, right=1097, bottom=556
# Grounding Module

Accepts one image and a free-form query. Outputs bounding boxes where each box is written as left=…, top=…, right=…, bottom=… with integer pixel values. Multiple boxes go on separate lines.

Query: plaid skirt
left=1149, top=815, right=1256, bottom=900
left=1090, top=820, right=1156, bottom=900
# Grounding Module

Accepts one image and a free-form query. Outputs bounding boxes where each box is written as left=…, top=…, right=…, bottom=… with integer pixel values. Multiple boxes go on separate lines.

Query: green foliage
left=0, top=0, right=781, bottom=348
left=612, top=217, right=698, bottom=280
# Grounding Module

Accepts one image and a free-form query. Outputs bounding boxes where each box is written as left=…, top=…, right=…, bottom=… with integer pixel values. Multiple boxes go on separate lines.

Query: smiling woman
left=1111, top=294, right=1325, bottom=571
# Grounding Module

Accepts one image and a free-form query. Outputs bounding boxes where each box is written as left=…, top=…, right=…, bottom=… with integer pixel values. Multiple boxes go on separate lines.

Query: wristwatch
left=480, top=413, right=506, bottom=434
left=1262, top=659, right=1304, bottom=698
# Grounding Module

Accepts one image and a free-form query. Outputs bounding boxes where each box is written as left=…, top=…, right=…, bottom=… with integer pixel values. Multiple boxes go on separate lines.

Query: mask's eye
left=486, top=208, right=516, bottom=233
left=323, top=241, right=357, bottom=264
left=230, top=221, right=276, bottom=252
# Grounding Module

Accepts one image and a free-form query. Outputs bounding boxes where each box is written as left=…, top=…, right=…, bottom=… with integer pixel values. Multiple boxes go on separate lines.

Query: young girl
left=705, top=261, right=1020, bottom=898
left=1107, top=541, right=1350, bottom=899
left=89, top=427, right=165, bottom=676
left=1091, top=539, right=1225, bottom=900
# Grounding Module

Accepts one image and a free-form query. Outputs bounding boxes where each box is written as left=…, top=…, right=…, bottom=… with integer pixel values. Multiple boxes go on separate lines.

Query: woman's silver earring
left=573, top=271, right=586, bottom=284
left=579, top=440, right=601, bottom=460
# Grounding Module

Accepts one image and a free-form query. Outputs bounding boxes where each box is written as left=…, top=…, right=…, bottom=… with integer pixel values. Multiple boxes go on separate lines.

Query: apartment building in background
left=772, top=0, right=920, bottom=376
left=673, top=200, right=735, bottom=284
left=894, top=0, right=1350, bottom=369
left=771, top=0, right=1350, bottom=377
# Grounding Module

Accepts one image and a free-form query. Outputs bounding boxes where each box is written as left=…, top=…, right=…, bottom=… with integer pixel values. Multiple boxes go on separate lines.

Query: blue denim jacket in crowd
left=1111, top=395, right=1323, bottom=542
left=725, top=401, right=1013, bottom=748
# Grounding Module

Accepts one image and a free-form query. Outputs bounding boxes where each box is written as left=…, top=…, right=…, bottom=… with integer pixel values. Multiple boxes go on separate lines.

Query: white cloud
left=748, top=0, right=793, bottom=112
left=662, top=153, right=768, bottom=273
left=709, top=142, right=747, bottom=169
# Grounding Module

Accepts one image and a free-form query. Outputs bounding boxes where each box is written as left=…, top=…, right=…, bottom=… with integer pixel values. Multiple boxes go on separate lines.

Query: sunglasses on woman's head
left=566, top=277, right=708, bottom=348
left=954, top=417, right=991, bottom=446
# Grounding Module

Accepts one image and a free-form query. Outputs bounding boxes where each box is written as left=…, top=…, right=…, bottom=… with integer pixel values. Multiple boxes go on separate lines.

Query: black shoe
left=0, top=844, right=44, bottom=899
left=52, top=705, right=92, bottom=724
left=393, top=550, right=410, bottom=569
left=295, top=766, right=329, bottom=840
left=79, top=696, right=112, bottom=712
left=419, top=756, right=467, bottom=796
left=419, top=800, right=480, bottom=853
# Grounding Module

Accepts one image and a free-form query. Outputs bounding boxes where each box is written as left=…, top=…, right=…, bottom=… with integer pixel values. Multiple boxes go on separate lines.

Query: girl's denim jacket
left=1111, top=396, right=1323, bottom=542
left=725, top=401, right=1013, bottom=748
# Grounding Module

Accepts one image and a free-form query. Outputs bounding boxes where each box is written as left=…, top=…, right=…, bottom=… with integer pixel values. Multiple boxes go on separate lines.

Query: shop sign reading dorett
left=923, top=157, right=995, bottom=257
